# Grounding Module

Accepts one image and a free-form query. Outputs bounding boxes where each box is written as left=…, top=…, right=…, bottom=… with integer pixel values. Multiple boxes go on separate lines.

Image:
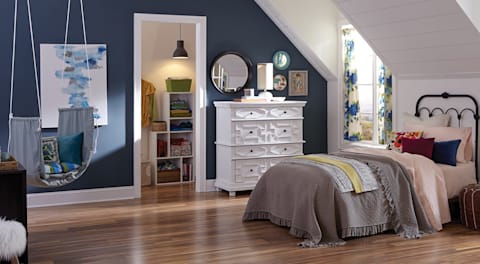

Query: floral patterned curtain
left=343, top=28, right=362, bottom=141
left=377, top=65, right=392, bottom=144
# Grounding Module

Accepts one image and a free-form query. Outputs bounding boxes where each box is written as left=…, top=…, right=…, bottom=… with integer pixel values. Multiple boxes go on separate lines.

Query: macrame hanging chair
left=8, top=0, right=98, bottom=188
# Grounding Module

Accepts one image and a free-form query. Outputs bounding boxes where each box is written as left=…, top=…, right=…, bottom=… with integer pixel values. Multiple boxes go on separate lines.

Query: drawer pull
left=250, top=112, right=253, bottom=115
left=249, top=131, right=253, bottom=134
left=283, top=111, right=287, bottom=114
left=250, top=169, right=253, bottom=172
left=250, top=149, right=253, bottom=153
left=284, top=148, right=287, bottom=151
left=283, top=129, right=287, bottom=133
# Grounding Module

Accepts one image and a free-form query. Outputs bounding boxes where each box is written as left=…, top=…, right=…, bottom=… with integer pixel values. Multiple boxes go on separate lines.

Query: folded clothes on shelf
left=170, top=121, right=193, bottom=131
left=170, top=99, right=190, bottom=110
left=170, top=109, right=192, bottom=117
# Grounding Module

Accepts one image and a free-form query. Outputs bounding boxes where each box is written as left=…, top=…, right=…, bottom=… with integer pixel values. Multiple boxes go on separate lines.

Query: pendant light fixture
left=172, top=24, right=189, bottom=59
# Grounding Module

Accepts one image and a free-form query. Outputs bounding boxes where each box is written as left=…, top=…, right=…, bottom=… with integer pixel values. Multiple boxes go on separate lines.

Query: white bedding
left=438, top=162, right=477, bottom=199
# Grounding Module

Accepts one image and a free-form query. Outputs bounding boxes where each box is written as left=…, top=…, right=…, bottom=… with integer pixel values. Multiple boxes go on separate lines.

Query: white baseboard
left=27, top=186, right=137, bottom=208
left=206, top=179, right=217, bottom=192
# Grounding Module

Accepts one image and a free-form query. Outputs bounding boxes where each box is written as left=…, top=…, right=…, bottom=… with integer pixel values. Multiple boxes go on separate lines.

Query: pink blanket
left=345, top=147, right=450, bottom=230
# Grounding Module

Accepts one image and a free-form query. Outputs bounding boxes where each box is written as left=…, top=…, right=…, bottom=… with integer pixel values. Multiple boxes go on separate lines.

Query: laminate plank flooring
left=28, top=184, right=480, bottom=263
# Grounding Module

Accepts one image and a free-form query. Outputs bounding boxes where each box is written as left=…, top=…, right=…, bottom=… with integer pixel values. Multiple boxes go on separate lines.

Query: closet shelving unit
left=150, top=91, right=194, bottom=185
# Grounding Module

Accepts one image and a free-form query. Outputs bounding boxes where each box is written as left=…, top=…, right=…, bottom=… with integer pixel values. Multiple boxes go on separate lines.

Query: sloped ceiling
left=334, top=0, right=480, bottom=79
left=255, top=0, right=340, bottom=81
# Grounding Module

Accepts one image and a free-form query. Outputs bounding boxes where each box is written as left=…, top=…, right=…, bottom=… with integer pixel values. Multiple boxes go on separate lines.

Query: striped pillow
left=44, top=162, right=80, bottom=174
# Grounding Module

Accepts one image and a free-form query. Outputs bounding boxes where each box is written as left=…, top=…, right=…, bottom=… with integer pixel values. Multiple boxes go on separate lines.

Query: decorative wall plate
left=272, top=50, right=290, bottom=70
left=273, top=74, right=287, bottom=91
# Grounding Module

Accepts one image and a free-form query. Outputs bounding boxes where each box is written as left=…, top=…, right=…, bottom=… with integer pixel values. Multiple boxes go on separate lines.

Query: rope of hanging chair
left=79, top=0, right=98, bottom=155
left=8, top=0, right=18, bottom=153
left=9, top=0, right=17, bottom=119
left=63, top=0, right=97, bottom=154
left=8, top=0, right=42, bottom=151
left=9, top=0, right=42, bottom=117
left=61, top=0, right=92, bottom=97
left=27, top=0, right=41, bottom=118
left=61, top=0, right=98, bottom=156
left=60, top=0, right=71, bottom=82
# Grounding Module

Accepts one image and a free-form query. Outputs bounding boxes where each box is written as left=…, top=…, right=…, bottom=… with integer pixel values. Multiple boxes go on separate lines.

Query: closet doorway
left=133, top=14, right=207, bottom=198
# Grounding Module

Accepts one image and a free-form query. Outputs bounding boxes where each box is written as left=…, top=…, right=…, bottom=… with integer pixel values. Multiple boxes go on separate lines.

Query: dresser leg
left=229, top=191, right=236, bottom=197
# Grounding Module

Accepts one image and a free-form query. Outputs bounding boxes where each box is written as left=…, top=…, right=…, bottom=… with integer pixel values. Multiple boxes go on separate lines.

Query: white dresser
left=214, top=101, right=307, bottom=196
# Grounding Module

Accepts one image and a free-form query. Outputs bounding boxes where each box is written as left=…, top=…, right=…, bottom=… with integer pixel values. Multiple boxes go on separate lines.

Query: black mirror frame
left=210, top=51, right=252, bottom=94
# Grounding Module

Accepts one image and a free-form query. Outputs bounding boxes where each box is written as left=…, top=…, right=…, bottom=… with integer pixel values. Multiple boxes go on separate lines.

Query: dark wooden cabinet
left=0, top=164, right=28, bottom=264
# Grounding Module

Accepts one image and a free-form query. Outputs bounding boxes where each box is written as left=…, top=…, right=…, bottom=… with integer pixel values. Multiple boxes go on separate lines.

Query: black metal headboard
left=415, top=92, right=479, bottom=181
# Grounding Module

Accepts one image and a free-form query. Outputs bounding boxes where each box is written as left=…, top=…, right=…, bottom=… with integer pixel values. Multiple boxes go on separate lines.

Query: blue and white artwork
left=40, top=44, right=108, bottom=128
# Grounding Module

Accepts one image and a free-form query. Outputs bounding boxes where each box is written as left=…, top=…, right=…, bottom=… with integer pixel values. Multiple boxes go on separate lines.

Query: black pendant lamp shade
left=173, top=24, right=189, bottom=59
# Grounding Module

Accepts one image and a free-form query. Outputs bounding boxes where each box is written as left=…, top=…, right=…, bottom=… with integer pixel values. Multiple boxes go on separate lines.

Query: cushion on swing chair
left=57, top=132, right=84, bottom=165
left=41, top=136, right=60, bottom=162
left=42, top=132, right=84, bottom=174
left=44, top=162, right=80, bottom=174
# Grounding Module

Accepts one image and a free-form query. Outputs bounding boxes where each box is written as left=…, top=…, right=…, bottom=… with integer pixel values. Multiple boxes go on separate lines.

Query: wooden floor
left=27, top=184, right=480, bottom=264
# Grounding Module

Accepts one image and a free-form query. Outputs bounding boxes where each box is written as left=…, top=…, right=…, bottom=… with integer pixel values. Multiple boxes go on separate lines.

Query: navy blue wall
left=0, top=0, right=327, bottom=192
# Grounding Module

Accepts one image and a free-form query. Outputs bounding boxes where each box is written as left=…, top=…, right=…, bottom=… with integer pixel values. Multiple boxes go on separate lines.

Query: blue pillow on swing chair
left=57, top=132, right=84, bottom=165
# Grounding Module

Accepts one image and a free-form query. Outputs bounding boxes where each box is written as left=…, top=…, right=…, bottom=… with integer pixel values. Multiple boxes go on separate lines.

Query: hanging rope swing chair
left=8, top=0, right=99, bottom=188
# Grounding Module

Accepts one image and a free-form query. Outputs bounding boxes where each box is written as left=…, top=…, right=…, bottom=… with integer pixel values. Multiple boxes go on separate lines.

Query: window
left=342, top=26, right=392, bottom=145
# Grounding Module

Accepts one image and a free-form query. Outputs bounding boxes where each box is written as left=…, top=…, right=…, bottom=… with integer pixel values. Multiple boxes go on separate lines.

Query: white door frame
left=133, top=13, right=207, bottom=197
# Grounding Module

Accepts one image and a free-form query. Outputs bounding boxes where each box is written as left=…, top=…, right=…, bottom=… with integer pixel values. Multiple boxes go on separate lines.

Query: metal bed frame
left=415, top=92, right=479, bottom=182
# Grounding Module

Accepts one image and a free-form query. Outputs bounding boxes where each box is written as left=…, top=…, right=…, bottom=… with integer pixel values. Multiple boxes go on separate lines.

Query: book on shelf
left=157, top=140, right=167, bottom=157
left=182, top=162, right=193, bottom=181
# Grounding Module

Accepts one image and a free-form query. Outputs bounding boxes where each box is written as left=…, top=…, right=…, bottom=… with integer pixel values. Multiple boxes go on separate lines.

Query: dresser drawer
left=232, top=143, right=302, bottom=159
left=268, top=107, right=302, bottom=119
left=234, top=159, right=268, bottom=183
left=268, top=143, right=303, bottom=156
left=233, top=122, right=267, bottom=145
left=233, top=108, right=268, bottom=119
left=233, top=145, right=268, bottom=158
left=232, top=106, right=303, bottom=120
left=233, top=120, right=302, bottom=145
left=268, top=157, right=290, bottom=168
left=268, top=120, right=303, bottom=143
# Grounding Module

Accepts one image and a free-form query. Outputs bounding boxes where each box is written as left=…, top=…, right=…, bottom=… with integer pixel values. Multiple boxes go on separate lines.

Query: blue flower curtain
left=343, top=28, right=362, bottom=141
left=342, top=28, right=392, bottom=143
left=377, top=65, right=393, bottom=144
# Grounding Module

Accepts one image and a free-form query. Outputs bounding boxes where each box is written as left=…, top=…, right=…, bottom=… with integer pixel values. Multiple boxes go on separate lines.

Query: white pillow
left=402, top=112, right=450, bottom=128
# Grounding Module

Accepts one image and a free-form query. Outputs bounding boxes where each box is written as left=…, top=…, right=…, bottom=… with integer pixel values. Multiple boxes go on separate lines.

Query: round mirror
left=210, top=52, right=252, bottom=94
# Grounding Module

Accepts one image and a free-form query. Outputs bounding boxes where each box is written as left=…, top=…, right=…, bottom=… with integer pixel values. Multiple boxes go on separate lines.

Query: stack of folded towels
left=170, top=99, right=191, bottom=117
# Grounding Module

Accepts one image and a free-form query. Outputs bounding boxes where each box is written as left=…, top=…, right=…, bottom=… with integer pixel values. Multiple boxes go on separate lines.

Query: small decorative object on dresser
left=244, top=88, right=255, bottom=97
left=214, top=100, right=307, bottom=196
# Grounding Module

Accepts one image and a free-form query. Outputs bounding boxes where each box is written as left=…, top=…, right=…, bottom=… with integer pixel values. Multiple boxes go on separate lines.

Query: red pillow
left=401, top=137, right=435, bottom=159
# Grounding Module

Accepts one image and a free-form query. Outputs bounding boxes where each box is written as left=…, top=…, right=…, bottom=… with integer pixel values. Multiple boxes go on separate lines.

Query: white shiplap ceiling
left=334, top=0, right=480, bottom=79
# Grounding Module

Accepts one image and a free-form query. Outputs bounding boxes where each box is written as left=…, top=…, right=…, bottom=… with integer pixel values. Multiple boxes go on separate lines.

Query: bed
left=242, top=92, right=479, bottom=247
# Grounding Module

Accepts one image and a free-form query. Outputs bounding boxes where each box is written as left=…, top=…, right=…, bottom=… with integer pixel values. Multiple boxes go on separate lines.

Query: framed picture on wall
left=288, top=70, right=308, bottom=96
